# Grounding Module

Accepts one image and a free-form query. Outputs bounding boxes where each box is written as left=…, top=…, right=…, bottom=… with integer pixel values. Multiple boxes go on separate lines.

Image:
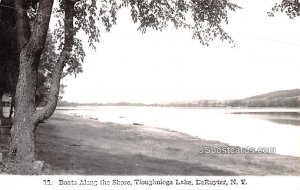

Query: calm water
left=56, top=106, right=300, bottom=157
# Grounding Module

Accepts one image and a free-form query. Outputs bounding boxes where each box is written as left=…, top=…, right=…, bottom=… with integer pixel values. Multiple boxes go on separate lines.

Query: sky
left=61, top=0, right=300, bottom=104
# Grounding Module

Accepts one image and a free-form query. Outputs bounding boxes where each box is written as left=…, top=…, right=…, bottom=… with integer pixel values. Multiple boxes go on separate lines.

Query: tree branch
left=14, top=0, right=31, bottom=51
left=32, top=0, right=75, bottom=124
left=26, top=0, right=54, bottom=66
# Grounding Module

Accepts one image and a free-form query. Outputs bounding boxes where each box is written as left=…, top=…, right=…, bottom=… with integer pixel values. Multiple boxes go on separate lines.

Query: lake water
left=56, top=106, right=300, bottom=157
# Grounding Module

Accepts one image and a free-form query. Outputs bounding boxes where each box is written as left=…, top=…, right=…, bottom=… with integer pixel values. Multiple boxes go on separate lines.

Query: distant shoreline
left=57, top=89, right=300, bottom=108
left=56, top=105, right=300, bottom=109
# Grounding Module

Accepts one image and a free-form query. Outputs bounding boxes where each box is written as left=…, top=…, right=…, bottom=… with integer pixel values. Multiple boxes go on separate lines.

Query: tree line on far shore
left=57, top=89, right=300, bottom=108
left=226, top=97, right=300, bottom=108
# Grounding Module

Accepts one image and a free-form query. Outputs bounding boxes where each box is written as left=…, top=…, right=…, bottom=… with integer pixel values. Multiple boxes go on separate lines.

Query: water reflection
left=231, top=112, right=300, bottom=126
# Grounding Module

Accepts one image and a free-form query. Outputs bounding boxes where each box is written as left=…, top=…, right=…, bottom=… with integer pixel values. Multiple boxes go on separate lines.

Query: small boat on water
left=132, top=122, right=143, bottom=126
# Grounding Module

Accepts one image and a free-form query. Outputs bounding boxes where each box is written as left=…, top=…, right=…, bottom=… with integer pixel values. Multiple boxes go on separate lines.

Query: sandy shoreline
left=1, top=113, right=300, bottom=175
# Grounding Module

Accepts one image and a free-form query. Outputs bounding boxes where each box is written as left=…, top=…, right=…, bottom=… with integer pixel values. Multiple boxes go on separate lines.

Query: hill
left=244, top=89, right=300, bottom=101
left=226, top=89, right=300, bottom=107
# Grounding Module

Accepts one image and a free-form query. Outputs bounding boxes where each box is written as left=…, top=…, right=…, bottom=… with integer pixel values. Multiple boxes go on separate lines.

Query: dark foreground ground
left=1, top=113, right=300, bottom=175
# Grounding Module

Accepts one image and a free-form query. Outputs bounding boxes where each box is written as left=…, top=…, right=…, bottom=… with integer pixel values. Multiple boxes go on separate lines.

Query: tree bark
left=10, top=51, right=39, bottom=162
left=0, top=91, right=3, bottom=118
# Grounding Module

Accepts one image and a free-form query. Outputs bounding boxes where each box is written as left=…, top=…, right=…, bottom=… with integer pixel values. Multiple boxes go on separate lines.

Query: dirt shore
left=1, top=113, right=300, bottom=175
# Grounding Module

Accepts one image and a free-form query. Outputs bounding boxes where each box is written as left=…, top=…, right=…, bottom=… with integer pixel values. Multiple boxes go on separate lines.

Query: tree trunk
left=9, top=0, right=75, bottom=167
left=0, top=91, right=3, bottom=118
left=9, top=0, right=54, bottom=164
left=10, top=119, right=36, bottom=162
left=10, top=52, right=38, bottom=162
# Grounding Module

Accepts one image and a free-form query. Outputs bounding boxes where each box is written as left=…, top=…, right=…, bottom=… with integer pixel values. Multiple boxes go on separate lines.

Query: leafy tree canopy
left=1, top=0, right=240, bottom=95
left=269, top=0, right=300, bottom=19
left=0, top=0, right=241, bottom=110
left=51, top=0, right=240, bottom=77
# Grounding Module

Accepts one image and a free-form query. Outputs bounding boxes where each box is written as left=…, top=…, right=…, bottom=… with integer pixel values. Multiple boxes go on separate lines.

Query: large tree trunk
left=0, top=91, right=3, bottom=118
left=9, top=0, right=75, bottom=167
left=9, top=0, right=54, bottom=163
left=10, top=52, right=39, bottom=162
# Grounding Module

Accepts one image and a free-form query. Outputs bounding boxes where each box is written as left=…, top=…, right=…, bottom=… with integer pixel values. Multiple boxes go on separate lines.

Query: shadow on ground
left=36, top=123, right=235, bottom=175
